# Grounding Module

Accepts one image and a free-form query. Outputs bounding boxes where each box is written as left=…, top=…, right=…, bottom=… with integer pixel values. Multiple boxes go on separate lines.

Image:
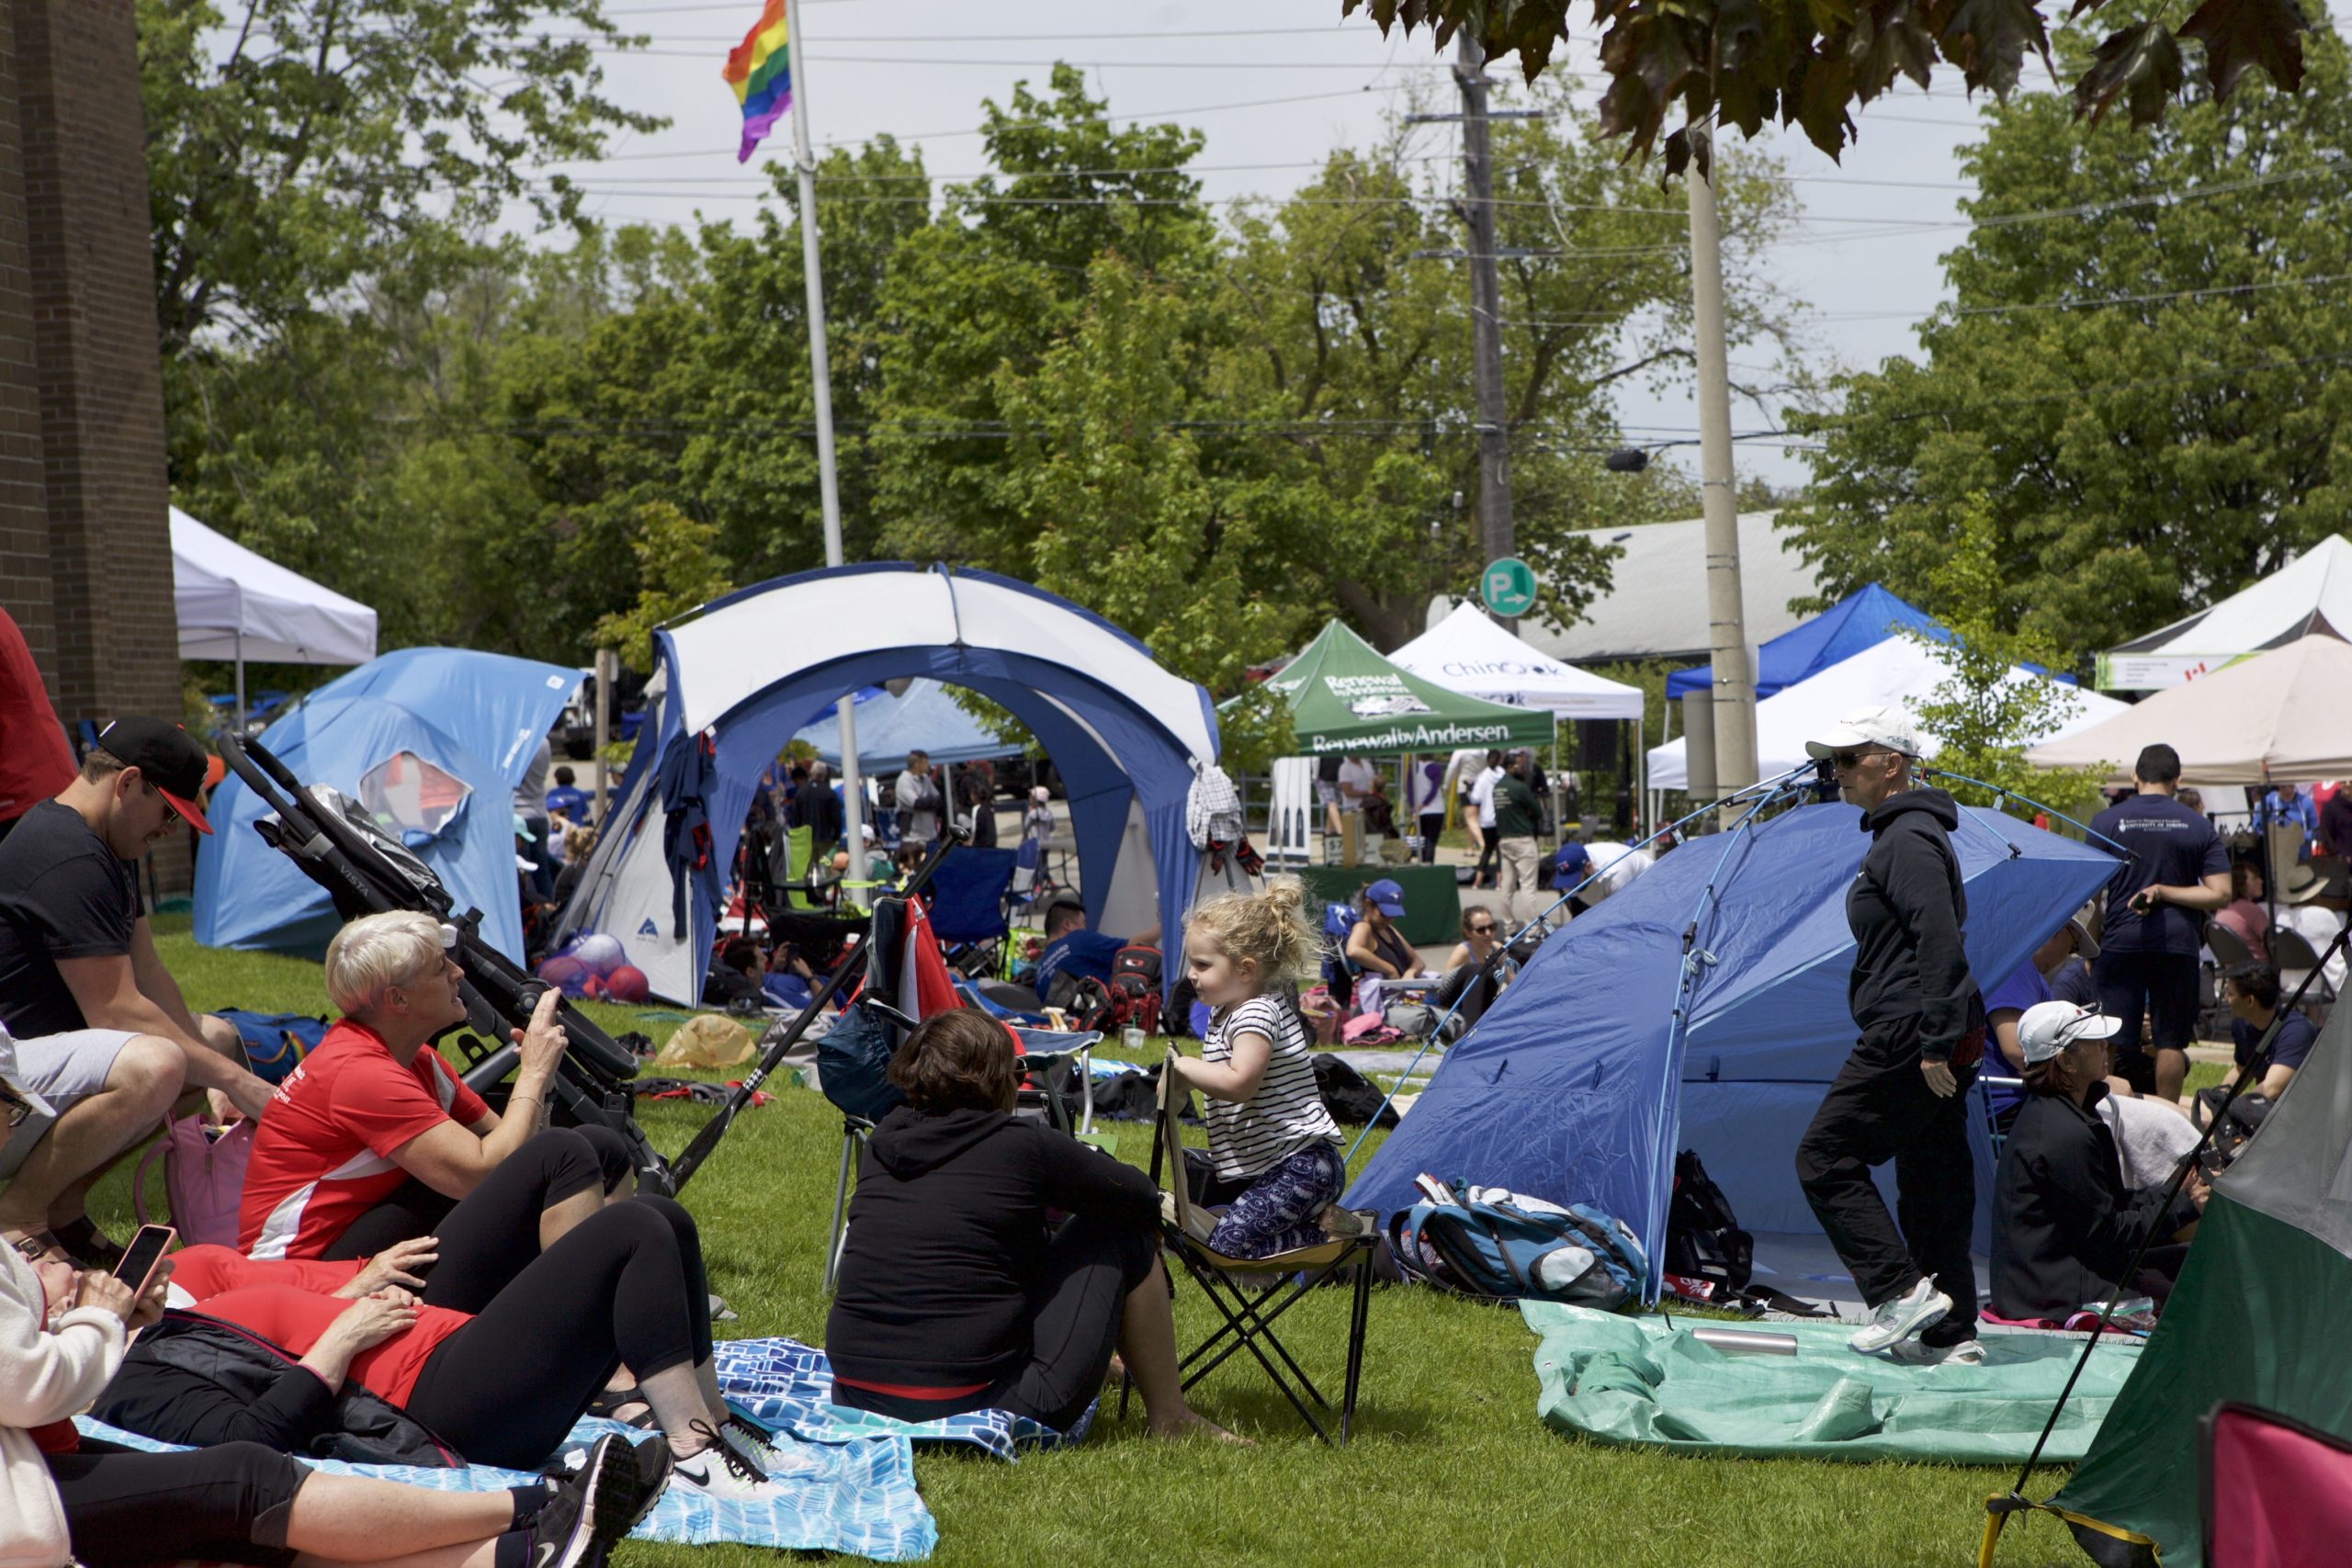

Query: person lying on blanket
left=1990, top=1001, right=2210, bottom=1323
left=89, top=1214, right=778, bottom=1501
left=2, top=1232, right=664, bottom=1568
left=239, top=913, right=640, bottom=1271
left=824, top=1009, right=1244, bottom=1444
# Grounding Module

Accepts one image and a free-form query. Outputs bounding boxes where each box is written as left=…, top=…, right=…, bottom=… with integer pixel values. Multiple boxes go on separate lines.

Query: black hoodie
left=824, top=1104, right=1158, bottom=1393
left=1846, top=788, right=1981, bottom=1061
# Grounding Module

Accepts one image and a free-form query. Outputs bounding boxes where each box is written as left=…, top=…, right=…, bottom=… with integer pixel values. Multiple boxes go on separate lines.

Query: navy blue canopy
left=1343, top=796, right=2118, bottom=1299
left=1665, top=583, right=1941, bottom=701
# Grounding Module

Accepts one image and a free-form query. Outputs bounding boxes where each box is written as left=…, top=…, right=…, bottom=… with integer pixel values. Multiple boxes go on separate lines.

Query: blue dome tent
left=554, top=564, right=1220, bottom=1007
left=1343, top=793, right=2118, bottom=1301
left=1665, top=582, right=1943, bottom=702
left=194, top=649, right=582, bottom=963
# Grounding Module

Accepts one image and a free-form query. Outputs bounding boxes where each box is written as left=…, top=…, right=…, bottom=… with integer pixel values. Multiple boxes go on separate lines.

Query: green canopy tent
left=2005, top=998, right=2352, bottom=1568
left=1255, top=620, right=1555, bottom=755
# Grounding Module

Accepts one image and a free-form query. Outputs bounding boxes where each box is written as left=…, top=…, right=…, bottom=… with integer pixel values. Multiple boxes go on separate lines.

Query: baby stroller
left=217, top=736, right=670, bottom=1195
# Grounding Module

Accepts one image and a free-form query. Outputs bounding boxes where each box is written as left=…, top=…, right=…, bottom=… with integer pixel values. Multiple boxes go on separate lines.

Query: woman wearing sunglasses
left=1443, top=906, right=1504, bottom=976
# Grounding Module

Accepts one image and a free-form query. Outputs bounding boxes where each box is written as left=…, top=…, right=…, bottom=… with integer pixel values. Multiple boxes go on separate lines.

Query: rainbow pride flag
left=722, top=0, right=792, bottom=164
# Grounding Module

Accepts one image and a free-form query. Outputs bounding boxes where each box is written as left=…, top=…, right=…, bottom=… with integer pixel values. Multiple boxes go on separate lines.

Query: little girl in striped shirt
left=1166, top=879, right=1350, bottom=1258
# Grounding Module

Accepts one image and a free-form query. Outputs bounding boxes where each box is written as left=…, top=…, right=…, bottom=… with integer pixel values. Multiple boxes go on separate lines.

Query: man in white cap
left=1792, top=705, right=1986, bottom=1361
left=1990, top=1000, right=2206, bottom=1322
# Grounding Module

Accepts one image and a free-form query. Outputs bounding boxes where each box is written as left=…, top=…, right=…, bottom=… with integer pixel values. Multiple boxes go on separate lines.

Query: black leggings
left=833, top=1211, right=1156, bottom=1434
left=406, top=1195, right=712, bottom=1469
left=322, top=1125, right=633, bottom=1312
left=51, top=1439, right=305, bottom=1568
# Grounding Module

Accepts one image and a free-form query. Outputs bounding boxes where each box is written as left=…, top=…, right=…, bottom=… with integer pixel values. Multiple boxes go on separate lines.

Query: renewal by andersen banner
left=1254, top=620, right=1555, bottom=754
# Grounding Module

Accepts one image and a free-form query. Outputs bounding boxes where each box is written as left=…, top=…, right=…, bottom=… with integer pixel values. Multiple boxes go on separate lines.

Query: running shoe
left=1848, top=1277, right=1952, bottom=1354
left=665, top=1420, right=776, bottom=1503
left=526, top=1434, right=647, bottom=1568
left=1885, top=1336, right=1985, bottom=1367
left=718, top=1411, right=782, bottom=1479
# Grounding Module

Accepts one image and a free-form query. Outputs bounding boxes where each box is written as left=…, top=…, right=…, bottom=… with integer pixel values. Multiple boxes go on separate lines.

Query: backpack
left=1309, top=1053, right=1396, bottom=1128
left=1663, top=1149, right=1753, bottom=1301
left=1109, top=945, right=1162, bottom=1034
left=133, top=1114, right=254, bottom=1247
left=1386, top=1178, right=1645, bottom=1310
left=815, top=1001, right=910, bottom=1122
left=215, top=1010, right=331, bottom=1085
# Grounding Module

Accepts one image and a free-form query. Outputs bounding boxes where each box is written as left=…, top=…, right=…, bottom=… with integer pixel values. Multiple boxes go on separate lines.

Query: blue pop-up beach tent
left=193, top=649, right=580, bottom=963
left=1344, top=794, right=2119, bottom=1299
left=792, top=678, right=1025, bottom=772
left=1665, top=583, right=1941, bottom=701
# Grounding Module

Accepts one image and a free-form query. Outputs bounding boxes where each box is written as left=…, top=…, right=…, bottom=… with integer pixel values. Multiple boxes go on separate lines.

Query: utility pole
left=1457, top=28, right=1515, bottom=628
left=1686, top=131, right=1758, bottom=802
left=787, top=14, right=866, bottom=905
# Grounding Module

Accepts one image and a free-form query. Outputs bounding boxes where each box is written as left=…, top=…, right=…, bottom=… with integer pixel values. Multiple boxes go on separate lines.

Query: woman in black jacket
left=824, top=1010, right=1239, bottom=1442
left=1992, top=1000, right=2207, bottom=1321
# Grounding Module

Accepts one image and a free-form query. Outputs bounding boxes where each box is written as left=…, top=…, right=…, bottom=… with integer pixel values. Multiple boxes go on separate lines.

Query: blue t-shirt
left=2233, top=1010, right=2317, bottom=1073
left=545, top=784, right=589, bottom=820
left=1035, top=929, right=1125, bottom=997
left=2090, top=794, right=2227, bottom=957
left=1981, top=963, right=2053, bottom=1121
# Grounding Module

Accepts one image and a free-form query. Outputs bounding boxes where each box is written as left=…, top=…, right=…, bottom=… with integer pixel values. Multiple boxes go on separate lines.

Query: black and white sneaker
left=666, top=1419, right=776, bottom=1503
left=718, top=1412, right=781, bottom=1480
left=526, top=1434, right=648, bottom=1568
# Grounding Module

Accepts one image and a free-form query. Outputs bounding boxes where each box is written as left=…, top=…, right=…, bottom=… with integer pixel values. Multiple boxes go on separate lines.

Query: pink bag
left=134, top=1114, right=254, bottom=1247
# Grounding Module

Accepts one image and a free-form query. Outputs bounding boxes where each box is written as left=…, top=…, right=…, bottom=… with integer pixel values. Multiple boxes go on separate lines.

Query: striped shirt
left=1202, top=995, right=1340, bottom=1181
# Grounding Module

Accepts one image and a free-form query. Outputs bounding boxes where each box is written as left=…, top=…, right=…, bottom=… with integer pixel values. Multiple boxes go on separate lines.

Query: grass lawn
left=106, top=915, right=2145, bottom=1568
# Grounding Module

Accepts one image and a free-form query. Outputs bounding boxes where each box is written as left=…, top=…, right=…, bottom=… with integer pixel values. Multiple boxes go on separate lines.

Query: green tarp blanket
left=1525, top=1303, right=2140, bottom=1464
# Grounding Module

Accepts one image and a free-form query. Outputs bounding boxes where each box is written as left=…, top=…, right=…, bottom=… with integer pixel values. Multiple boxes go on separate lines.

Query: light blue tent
left=1344, top=796, right=2118, bottom=1298
left=193, top=649, right=580, bottom=963
left=793, top=679, right=1026, bottom=771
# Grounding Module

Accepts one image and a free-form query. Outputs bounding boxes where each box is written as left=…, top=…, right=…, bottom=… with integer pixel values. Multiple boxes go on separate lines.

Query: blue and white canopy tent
left=1664, top=582, right=1941, bottom=703
left=1343, top=790, right=2118, bottom=1302
left=554, top=564, right=1220, bottom=1008
left=193, top=649, right=582, bottom=963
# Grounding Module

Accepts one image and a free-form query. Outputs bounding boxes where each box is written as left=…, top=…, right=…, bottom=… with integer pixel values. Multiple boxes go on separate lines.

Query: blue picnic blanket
left=711, top=1337, right=1092, bottom=1460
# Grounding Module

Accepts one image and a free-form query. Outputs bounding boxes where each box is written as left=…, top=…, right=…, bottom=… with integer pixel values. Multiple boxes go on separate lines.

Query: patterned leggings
left=1203, top=1142, right=1346, bottom=1259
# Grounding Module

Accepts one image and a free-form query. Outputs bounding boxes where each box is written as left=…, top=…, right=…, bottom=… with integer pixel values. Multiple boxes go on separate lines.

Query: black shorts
left=2094, top=949, right=2200, bottom=1086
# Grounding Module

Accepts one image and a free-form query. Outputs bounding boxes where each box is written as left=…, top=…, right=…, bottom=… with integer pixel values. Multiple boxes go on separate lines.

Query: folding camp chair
left=1981, top=1075, right=2025, bottom=1160
left=1131, top=1054, right=1374, bottom=1445
left=925, top=846, right=1019, bottom=977
left=2269, top=925, right=2337, bottom=1006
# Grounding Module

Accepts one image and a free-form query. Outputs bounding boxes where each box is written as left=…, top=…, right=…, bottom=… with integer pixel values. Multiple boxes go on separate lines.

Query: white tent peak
left=2102, top=534, right=2352, bottom=690
left=1388, top=603, right=1645, bottom=719
left=1649, top=637, right=2124, bottom=792
left=170, top=507, right=379, bottom=667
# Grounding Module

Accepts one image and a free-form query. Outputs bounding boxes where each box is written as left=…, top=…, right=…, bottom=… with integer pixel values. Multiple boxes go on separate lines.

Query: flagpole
left=785, top=6, right=866, bottom=908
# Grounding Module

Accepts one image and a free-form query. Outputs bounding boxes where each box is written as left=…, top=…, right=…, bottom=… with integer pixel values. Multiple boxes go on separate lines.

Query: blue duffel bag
left=1386, top=1179, right=1646, bottom=1311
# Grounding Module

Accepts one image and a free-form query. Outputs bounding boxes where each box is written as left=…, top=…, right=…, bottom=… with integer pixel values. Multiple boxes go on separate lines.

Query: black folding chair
left=1127, top=1055, right=1374, bottom=1445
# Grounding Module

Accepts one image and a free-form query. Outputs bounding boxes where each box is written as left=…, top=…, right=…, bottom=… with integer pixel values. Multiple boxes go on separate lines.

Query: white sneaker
left=718, top=1413, right=781, bottom=1479
left=665, top=1422, right=776, bottom=1503
left=1885, top=1336, right=1984, bottom=1367
left=1848, top=1278, right=1952, bottom=1354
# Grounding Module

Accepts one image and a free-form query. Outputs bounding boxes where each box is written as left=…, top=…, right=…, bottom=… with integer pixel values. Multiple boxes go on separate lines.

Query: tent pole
left=786, top=13, right=865, bottom=908
left=233, top=623, right=245, bottom=735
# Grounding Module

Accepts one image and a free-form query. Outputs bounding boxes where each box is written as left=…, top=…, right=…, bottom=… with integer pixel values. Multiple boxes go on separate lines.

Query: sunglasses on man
left=1828, top=749, right=1891, bottom=771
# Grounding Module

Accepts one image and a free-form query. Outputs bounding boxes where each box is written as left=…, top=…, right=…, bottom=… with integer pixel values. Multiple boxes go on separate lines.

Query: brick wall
left=2, top=0, right=187, bottom=886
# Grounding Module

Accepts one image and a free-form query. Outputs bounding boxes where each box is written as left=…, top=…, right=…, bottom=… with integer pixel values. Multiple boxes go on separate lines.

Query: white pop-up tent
left=171, top=508, right=379, bottom=716
left=2098, top=534, right=2352, bottom=691
left=1389, top=602, right=1645, bottom=718
left=2029, top=635, right=2352, bottom=785
left=1648, top=637, right=2128, bottom=791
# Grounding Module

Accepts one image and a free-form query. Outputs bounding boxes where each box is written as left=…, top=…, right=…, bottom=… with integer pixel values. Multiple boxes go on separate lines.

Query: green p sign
left=1481, top=556, right=1537, bottom=617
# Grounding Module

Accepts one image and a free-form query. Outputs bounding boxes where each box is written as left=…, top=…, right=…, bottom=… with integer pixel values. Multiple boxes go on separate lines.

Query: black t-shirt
left=0, top=799, right=141, bottom=1038
left=2090, top=794, right=2226, bottom=956
left=2233, top=1010, right=2317, bottom=1073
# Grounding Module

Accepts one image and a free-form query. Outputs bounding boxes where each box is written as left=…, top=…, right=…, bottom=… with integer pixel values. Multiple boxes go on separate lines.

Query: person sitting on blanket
left=1991, top=1001, right=2209, bottom=1323
left=823, top=1009, right=1241, bottom=1444
left=239, top=913, right=639, bottom=1274
left=1168, top=881, right=1363, bottom=1258
left=2191, top=964, right=2318, bottom=1134
left=2, top=1233, right=666, bottom=1568
left=1344, top=878, right=1431, bottom=1019
left=90, top=1210, right=778, bottom=1498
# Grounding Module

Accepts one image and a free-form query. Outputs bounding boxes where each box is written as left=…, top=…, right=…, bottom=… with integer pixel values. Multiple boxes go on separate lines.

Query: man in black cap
left=0, top=718, right=274, bottom=1265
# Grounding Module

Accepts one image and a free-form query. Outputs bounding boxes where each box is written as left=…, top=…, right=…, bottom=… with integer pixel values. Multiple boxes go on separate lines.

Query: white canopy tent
left=171, top=508, right=379, bottom=719
left=2098, top=534, right=2352, bottom=691
left=2029, top=635, right=2352, bottom=785
left=1648, top=637, right=2128, bottom=791
left=1388, top=602, right=1645, bottom=719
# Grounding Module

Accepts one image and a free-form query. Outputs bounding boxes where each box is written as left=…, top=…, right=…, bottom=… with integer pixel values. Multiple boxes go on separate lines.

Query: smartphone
left=111, top=1224, right=176, bottom=1297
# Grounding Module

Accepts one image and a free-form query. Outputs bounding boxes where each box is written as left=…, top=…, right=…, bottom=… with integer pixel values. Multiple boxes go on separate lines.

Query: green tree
left=592, top=502, right=735, bottom=674
left=1781, top=17, right=2352, bottom=661
left=1340, top=0, right=2309, bottom=164
left=1905, top=502, right=2113, bottom=815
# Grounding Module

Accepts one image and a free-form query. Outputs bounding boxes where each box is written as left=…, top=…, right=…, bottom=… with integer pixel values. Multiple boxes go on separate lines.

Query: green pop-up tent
left=1257, top=620, right=1555, bottom=754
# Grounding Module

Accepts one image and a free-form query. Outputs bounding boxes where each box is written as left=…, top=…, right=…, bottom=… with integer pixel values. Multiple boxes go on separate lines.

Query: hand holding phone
left=111, top=1224, right=175, bottom=1300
